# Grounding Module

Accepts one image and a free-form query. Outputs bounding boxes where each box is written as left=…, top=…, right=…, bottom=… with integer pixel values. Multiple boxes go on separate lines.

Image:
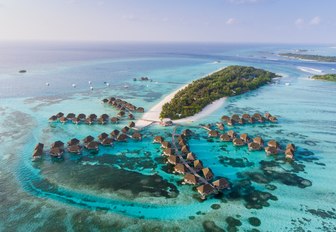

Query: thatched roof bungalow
left=286, top=143, right=296, bottom=152
left=153, top=136, right=164, bottom=144
left=220, top=133, right=231, bottom=142
left=174, top=163, right=187, bottom=174
left=110, top=117, right=119, bottom=124
left=208, top=130, right=219, bottom=138
left=110, top=129, right=120, bottom=138
left=181, top=145, right=190, bottom=154
left=186, top=152, right=196, bottom=161
left=56, top=112, right=64, bottom=118
left=101, top=138, right=113, bottom=146
left=212, top=178, right=229, bottom=190
left=136, top=107, right=145, bottom=113
left=202, top=168, right=214, bottom=180
left=227, top=130, right=237, bottom=139
left=248, top=142, right=262, bottom=151
left=67, top=138, right=80, bottom=146
left=59, top=116, right=67, bottom=124
left=265, top=146, right=278, bottom=155
left=49, top=115, right=57, bottom=122
left=182, top=129, right=192, bottom=137
left=51, top=140, right=64, bottom=149
left=121, top=126, right=130, bottom=134
left=253, top=137, right=264, bottom=146
left=50, top=147, right=64, bottom=158
left=132, top=132, right=142, bottom=141
left=98, top=132, right=109, bottom=141
left=83, top=135, right=94, bottom=144
left=85, top=141, right=99, bottom=151
left=197, top=184, right=214, bottom=197
left=221, top=115, right=230, bottom=122
left=184, top=173, right=198, bottom=185
left=33, top=143, right=44, bottom=159
left=268, top=140, right=280, bottom=149
left=129, top=121, right=135, bottom=128
left=117, top=134, right=128, bottom=142
left=240, top=133, right=250, bottom=143
left=163, top=148, right=174, bottom=156
left=167, top=155, right=179, bottom=165
left=67, top=144, right=81, bottom=154
left=66, top=113, right=76, bottom=120
left=194, top=160, right=203, bottom=171
left=161, top=141, right=171, bottom=149
left=233, top=138, right=245, bottom=146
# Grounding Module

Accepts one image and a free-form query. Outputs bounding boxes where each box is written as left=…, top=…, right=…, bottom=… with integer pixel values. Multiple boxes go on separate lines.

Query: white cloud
left=226, top=18, right=238, bottom=25
left=309, top=16, right=321, bottom=25
left=227, top=0, right=263, bottom=4
left=123, top=14, right=137, bottom=21
left=295, top=18, right=305, bottom=27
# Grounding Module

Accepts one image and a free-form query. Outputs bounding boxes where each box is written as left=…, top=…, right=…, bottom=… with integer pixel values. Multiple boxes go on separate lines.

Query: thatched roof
left=231, top=114, right=240, bottom=122
left=220, top=134, right=231, bottom=142
left=265, top=146, right=278, bottom=155
left=242, top=113, right=251, bottom=120
left=128, top=114, right=135, bottom=120
left=56, top=112, right=64, bottom=118
left=67, top=138, right=80, bottom=146
left=212, top=178, right=229, bottom=190
left=85, top=141, right=99, bottom=150
left=221, top=115, right=230, bottom=122
left=194, top=160, right=203, bottom=170
left=88, top=114, right=97, bottom=119
left=100, top=114, right=109, bottom=120
left=268, top=140, right=280, bottom=148
left=202, top=168, right=214, bottom=180
left=83, top=135, right=94, bottom=144
left=197, top=184, right=214, bottom=196
left=174, top=164, right=187, bottom=174
left=136, top=107, right=145, bottom=113
left=181, top=145, right=189, bottom=154
left=49, top=115, right=57, bottom=121
left=208, top=130, right=219, bottom=138
left=67, top=144, right=81, bottom=153
left=286, top=143, right=296, bottom=152
left=268, top=116, right=278, bottom=123
left=182, top=129, right=192, bottom=137
left=98, top=132, right=109, bottom=141
left=163, top=148, right=174, bottom=156
left=66, top=113, right=76, bottom=119
left=117, top=134, right=128, bottom=142
left=97, top=117, right=107, bottom=124
left=51, top=141, right=64, bottom=148
left=101, top=138, right=113, bottom=146
left=110, top=129, right=120, bottom=137
left=216, top=122, right=225, bottom=130
left=121, top=126, right=130, bottom=134
left=186, top=152, right=196, bottom=161
left=227, top=130, right=236, bottom=138
left=110, top=117, right=119, bottom=123
left=129, top=121, right=135, bottom=128
left=184, top=173, right=198, bottom=184
left=50, top=147, right=64, bottom=157
left=240, top=133, right=250, bottom=143
left=132, top=132, right=142, bottom=140
left=59, top=116, right=67, bottom=123
left=161, top=141, right=171, bottom=149
left=233, top=138, right=245, bottom=146
left=248, top=142, right=262, bottom=151
left=253, top=137, right=264, bottom=146
left=168, top=155, right=179, bottom=165
left=153, top=136, right=164, bottom=143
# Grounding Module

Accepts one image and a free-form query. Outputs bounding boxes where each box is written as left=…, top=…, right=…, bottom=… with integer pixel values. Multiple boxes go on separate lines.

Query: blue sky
left=0, top=0, right=335, bottom=43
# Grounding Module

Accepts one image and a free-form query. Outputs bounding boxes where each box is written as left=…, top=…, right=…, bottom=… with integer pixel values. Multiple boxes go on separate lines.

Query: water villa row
left=221, top=112, right=278, bottom=126
left=32, top=130, right=143, bottom=159
left=49, top=112, right=137, bottom=126
left=206, top=129, right=296, bottom=161
left=102, top=97, right=145, bottom=113
left=154, top=130, right=230, bottom=199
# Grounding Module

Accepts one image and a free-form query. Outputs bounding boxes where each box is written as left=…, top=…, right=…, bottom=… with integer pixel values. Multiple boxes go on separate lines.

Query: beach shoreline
left=136, top=67, right=227, bottom=128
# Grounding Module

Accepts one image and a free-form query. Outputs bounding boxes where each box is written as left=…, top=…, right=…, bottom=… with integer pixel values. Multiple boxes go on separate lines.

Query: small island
left=279, top=53, right=336, bottom=62
left=311, top=74, right=336, bottom=82
left=160, top=66, right=277, bottom=119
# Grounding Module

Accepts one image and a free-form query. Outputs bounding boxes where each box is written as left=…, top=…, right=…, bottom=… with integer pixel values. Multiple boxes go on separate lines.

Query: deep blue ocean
left=0, top=42, right=335, bottom=231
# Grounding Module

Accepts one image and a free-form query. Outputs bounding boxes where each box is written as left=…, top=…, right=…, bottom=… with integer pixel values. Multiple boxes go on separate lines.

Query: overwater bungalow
left=285, top=149, right=294, bottom=160
left=51, top=140, right=64, bottom=149
left=67, top=144, right=82, bottom=154
left=153, top=136, right=164, bottom=144
left=227, top=119, right=234, bottom=126
left=72, top=117, right=80, bottom=124
left=83, top=135, right=94, bottom=144
left=50, top=147, right=64, bottom=158
left=117, top=133, right=128, bottom=142
left=129, top=121, right=136, bottom=128
left=120, top=126, right=129, bottom=134
left=212, top=178, right=229, bottom=190
left=118, top=111, right=125, bottom=117
left=67, top=138, right=80, bottom=146
left=268, top=140, right=280, bottom=149
left=163, top=148, right=174, bottom=156
left=248, top=117, right=256, bottom=124
left=100, top=114, right=109, bottom=120
left=268, top=116, right=278, bottom=123
left=181, top=145, right=190, bottom=155
left=85, top=141, right=99, bottom=151
left=161, top=141, right=171, bottom=149
left=240, top=133, right=251, bottom=143
left=56, top=112, right=64, bottom=118
left=253, top=113, right=263, bottom=121
left=88, top=114, right=97, bottom=121
left=265, top=146, right=278, bottom=155
left=168, top=155, right=179, bottom=165
left=110, top=117, right=119, bottom=124
left=264, top=112, right=272, bottom=119
left=174, top=163, right=187, bottom=174
left=231, top=114, right=240, bottom=123
left=110, top=129, right=120, bottom=138
left=233, top=138, right=245, bottom=146
left=98, top=132, right=109, bottom=141
left=184, top=173, right=198, bottom=185
left=136, top=107, right=145, bottom=113
left=286, top=143, right=296, bottom=152
left=178, top=139, right=187, bottom=147
left=221, top=115, right=230, bottom=122
left=253, top=137, right=264, bottom=146
left=101, top=138, right=114, bottom=146
left=237, top=118, right=244, bottom=125
left=132, top=132, right=142, bottom=141
left=216, top=122, right=225, bottom=130
left=202, top=168, right=214, bottom=180
left=208, top=130, right=219, bottom=138
left=186, top=152, right=196, bottom=161
left=248, top=142, right=262, bottom=151
left=66, top=113, right=76, bottom=120
left=128, top=114, right=135, bottom=120
left=102, top=98, right=109, bottom=103
left=177, top=134, right=185, bottom=142
left=242, top=113, right=251, bottom=121
left=97, top=117, right=107, bottom=125
left=85, top=117, right=94, bottom=125
left=49, top=115, right=58, bottom=122
left=197, top=184, right=214, bottom=198
left=59, top=116, right=67, bottom=124
left=182, top=129, right=192, bottom=137
left=227, top=130, right=237, bottom=139
left=32, top=143, right=44, bottom=159
left=194, top=160, right=203, bottom=172
left=220, top=134, right=231, bottom=142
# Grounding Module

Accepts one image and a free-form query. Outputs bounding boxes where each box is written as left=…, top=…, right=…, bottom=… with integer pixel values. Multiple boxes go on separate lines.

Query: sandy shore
left=136, top=67, right=227, bottom=128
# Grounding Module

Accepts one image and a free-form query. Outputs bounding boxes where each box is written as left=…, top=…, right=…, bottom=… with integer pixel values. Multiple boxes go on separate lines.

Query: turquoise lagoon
left=0, top=42, right=335, bottom=231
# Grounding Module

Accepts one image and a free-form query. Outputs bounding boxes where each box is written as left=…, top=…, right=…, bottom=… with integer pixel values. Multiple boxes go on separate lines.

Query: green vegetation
left=160, top=65, right=277, bottom=119
left=312, top=74, right=336, bottom=82
left=279, top=53, right=336, bottom=62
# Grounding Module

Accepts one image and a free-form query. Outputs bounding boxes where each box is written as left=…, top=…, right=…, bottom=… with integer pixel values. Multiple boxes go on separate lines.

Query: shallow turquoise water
left=0, top=43, right=335, bottom=231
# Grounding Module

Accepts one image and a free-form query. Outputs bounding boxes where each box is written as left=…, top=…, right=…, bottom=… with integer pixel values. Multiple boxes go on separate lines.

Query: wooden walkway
left=171, top=126, right=214, bottom=187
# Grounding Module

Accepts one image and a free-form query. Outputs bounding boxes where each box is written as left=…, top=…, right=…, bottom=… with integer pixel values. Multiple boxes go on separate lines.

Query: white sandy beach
left=136, top=67, right=227, bottom=128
